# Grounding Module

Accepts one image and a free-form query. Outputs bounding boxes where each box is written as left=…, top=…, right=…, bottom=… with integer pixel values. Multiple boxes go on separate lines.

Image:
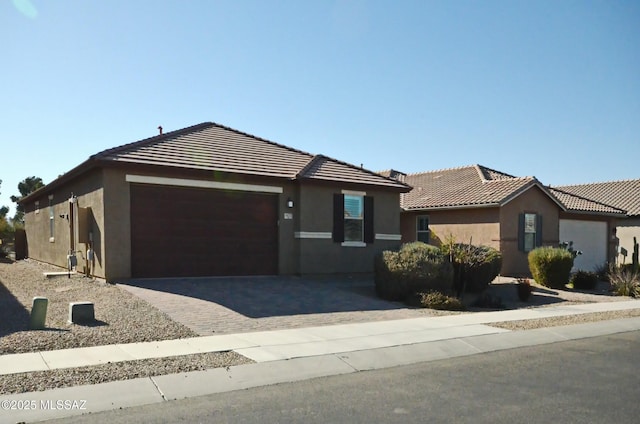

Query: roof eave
left=402, top=202, right=501, bottom=211
left=500, top=181, right=567, bottom=211
left=563, top=209, right=628, bottom=218
left=18, top=157, right=99, bottom=205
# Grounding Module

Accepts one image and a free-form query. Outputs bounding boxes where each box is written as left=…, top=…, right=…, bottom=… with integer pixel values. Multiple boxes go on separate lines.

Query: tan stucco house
left=19, top=122, right=410, bottom=281
left=392, top=165, right=625, bottom=276
left=551, top=179, right=640, bottom=266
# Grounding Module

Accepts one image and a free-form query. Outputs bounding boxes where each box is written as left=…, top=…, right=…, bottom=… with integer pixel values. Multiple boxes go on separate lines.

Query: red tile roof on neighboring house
left=553, top=180, right=640, bottom=217
left=548, top=187, right=627, bottom=216
left=401, top=165, right=561, bottom=210
left=400, top=164, right=627, bottom=217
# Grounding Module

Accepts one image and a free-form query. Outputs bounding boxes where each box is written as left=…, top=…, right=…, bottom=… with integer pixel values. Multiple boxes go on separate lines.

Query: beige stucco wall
left=614, top=218, right=640, bottom=265
left=297, top=183, right=403, bottom=274
left=23, top=168, right=106, bottom=278
left=401, top=208, right=501, bottom=249
left=400, top=186, right=564, bottom=276
left=500, top=186, right=560, bottom=276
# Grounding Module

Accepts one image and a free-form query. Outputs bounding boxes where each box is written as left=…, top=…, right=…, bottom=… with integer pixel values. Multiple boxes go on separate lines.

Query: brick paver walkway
left=117, top=276, right=432, bottom=335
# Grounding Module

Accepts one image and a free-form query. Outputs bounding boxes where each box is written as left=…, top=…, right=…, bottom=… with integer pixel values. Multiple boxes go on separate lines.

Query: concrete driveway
left=117, top=275, right=432, bottom=335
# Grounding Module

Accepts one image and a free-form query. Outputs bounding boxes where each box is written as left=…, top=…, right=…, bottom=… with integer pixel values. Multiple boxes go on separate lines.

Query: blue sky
left=2, top=0, right=639, bottom=216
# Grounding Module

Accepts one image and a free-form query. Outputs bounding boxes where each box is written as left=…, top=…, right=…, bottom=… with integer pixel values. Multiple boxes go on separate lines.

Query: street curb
left=2, top=317, right=640, bottom=423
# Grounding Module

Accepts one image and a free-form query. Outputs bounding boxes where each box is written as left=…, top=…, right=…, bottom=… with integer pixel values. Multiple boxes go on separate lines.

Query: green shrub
left=593, top=262, right=611, bottom=283
left=374, top=242, right=453, bottom=301
left=409, top=291, right=466, bottom=311
left=608, top=267, right=639, bottom=297
left=528, top=247, right=574, bottom=289
left=443, top=243, right=502, bottom=294
left=570, top=270, right=599, bottom=290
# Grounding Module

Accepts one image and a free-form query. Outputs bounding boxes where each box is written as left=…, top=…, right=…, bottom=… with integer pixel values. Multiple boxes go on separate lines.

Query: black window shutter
left=332, top=193, right=344, bottom=242
left=364, top=196, right=374, bottom=243
left=535, top=215, right=543, bottom=247
left=517, top=213, right=525, bottom=252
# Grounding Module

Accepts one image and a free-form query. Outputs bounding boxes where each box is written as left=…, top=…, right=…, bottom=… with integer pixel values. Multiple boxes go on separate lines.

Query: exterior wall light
left=287, top=197, right=294, bottom=208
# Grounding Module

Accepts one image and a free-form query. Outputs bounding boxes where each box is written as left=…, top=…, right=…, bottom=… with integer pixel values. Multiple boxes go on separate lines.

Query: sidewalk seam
left=332, top=353, right=360, bottom=372
left=149, top=376, right=168, bottom=401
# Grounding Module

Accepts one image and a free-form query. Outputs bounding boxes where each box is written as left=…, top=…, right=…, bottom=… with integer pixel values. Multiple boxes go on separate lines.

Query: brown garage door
left=130, top=184, right=278, bottom=278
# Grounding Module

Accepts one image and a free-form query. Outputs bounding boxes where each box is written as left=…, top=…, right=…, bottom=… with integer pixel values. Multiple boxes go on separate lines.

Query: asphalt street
left=45, top=331, right=640, bottom=424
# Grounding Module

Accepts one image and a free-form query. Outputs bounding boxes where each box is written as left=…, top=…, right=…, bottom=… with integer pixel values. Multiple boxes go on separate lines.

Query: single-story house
left=551, top=179, right=640, bottom=265
left=19, top=122, right=410, bottom=281
left=390, top=165, right=625, bottom=276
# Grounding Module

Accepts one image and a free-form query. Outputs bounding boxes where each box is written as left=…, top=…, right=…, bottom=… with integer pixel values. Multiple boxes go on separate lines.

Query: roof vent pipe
left=158, top=126, right=163, bottom=135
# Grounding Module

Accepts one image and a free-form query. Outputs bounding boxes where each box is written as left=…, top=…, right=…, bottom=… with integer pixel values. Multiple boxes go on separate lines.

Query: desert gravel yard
left=0, top=259, right=251, bottom=394
left=1, top=259, right=639, bottom=395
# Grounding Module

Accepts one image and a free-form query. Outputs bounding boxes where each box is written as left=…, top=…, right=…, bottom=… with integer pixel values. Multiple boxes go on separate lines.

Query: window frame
left=518, top=212, right=542, bottom=252
left=332, top=191, right=374, bottom=247
left=343, top=194, right=364, bottom=244
left=416, top=215, right=430, bottom=243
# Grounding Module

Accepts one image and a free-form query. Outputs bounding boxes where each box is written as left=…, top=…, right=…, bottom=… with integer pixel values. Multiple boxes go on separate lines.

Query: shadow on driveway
left=119, top=275, right=406, bottom=319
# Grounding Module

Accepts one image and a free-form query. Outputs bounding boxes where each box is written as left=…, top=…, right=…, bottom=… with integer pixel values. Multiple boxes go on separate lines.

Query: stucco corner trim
left=294, top=231, right=332, bottom=239
left=125, top=174, right=284, bottom=194
left=375, top=234, right=402, bottom=241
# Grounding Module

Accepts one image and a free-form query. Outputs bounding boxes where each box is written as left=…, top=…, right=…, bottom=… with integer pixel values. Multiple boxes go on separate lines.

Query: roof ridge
left=295, top=154, right=325, bottom=179
left=93, top=121, right=318, bottom=163
left=299, top=154, right=412, bottom=188
left=92, top=122, right=215, bottom=160
left=405, top=164, right=476, bottom=177
left=476, top=164, right=519, bottom=180
left=207, top=121, right=315, bottom=160
left=549, top=186, right=627, bottom=214
left=555, top=178, right=640, bottom=188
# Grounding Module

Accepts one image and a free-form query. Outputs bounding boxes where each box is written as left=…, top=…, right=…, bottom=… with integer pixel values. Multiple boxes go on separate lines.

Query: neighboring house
left=551, top=179, right=640, bottom=266
left=392, top=165, right=625, bottom=276
left=19, top=122, right=410, bottom=281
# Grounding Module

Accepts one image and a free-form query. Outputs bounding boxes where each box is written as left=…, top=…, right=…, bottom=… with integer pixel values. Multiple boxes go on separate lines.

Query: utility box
left=29, top=297, right=48, bottom=330
left=69, top=302, right=95, bottom=324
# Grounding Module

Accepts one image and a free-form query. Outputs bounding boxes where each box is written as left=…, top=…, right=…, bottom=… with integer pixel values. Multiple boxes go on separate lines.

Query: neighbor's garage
left=130, top=184, right=278, bottom=278
left=559, top=219, right=607, bottom=272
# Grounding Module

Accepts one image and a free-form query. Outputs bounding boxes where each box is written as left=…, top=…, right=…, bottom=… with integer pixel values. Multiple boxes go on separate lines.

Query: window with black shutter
left=333, top=193, right=374, bottom=245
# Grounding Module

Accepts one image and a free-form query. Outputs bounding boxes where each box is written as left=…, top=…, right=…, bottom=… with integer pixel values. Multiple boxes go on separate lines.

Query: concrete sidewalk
left=1, top=299, right=639, bottom=376
left=1, top=300, right=640, bottom=423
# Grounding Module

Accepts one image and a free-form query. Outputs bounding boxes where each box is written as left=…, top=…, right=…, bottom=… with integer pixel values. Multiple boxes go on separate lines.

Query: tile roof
left=401, top=165, right=555, bottom=210
left=553, top=179, right=640, bottom=216
left=548, top=187, right=627, bottom=215
left=93, top=122, right=410, bottom=190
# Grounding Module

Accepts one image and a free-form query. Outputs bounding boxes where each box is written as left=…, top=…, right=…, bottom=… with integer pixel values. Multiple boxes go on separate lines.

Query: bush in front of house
left=443, top=243, right=503, bottom=294
left=407, top=291, right=465, bottom=311
left=570, top=270, right=599, bottom=290
left=374, top=242, right=453, bottom=301
left=607, top=266, right=640, bottom=297
left=528, top=247, right=574, bottom=289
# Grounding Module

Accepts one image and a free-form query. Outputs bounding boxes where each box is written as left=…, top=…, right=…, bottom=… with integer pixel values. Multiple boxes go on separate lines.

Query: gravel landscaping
left=1, top=259, right=638, bottom=396
left=0, top=259, right=252, bottom=394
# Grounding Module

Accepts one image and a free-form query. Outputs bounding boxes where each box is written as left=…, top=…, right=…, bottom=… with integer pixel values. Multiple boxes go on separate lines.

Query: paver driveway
left=117, top=276, right=433, bottom=335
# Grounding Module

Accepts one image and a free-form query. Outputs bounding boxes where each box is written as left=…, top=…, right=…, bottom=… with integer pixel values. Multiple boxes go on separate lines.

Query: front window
left=417, top=216, right=429, bottom=243
left=344, top=194, right=364, bottom=242
left=523, top=213, right=536, bottom=252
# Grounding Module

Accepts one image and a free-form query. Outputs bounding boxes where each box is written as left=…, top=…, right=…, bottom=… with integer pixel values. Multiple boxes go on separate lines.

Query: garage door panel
left=130, top=184, right=278, bottom=278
